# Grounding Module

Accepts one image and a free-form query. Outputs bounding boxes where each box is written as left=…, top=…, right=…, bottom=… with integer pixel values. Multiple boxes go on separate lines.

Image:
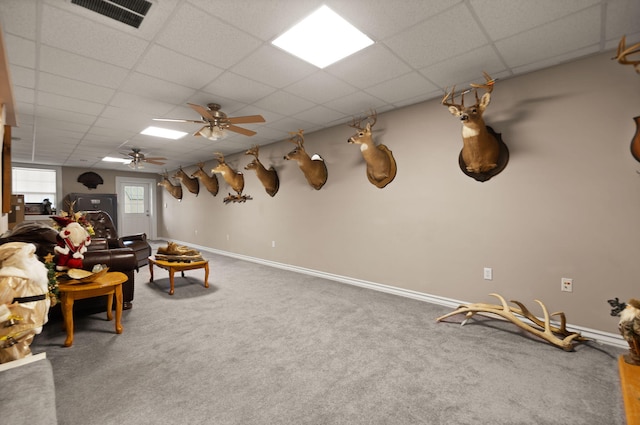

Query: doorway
left=116, top=177, right=157, bottom=239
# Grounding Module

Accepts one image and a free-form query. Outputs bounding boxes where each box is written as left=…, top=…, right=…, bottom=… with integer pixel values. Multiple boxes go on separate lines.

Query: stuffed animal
left=0, top=242, right=51, bottom=363
left=51, top=216, right=91, bottom=271
left=619, top=298, right=640, bottom=365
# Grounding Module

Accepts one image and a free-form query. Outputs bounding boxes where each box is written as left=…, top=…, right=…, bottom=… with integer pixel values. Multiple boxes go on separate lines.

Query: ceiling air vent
left=71, top=0, right=152, bottom=29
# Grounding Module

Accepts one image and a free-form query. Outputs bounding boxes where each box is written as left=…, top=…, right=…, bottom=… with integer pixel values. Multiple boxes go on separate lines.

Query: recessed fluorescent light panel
left=140, top=126, right=187, bottom=140
left=272, top=5, right=373, bottom=68
left=102, top=157, right=130, bottom=163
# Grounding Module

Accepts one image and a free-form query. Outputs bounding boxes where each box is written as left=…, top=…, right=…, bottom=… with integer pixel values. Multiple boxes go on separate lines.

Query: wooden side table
left=57, top=271, right=127, bottom=347
left=148, top=257, right=209, bottom=295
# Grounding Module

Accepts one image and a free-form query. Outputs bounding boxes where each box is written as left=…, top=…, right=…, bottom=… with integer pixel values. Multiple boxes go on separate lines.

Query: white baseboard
left=165, top=240, right=627, bottom=350
left=0, top=352, right=47, bottom=373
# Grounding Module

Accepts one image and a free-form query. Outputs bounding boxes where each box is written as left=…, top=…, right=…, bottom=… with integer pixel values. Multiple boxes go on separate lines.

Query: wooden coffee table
left=148, top=257, right=209, bottom=295
left=57, top=271, right=127, bottom=347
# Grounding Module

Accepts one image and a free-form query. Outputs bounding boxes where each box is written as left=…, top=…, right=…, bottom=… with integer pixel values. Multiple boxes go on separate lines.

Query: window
left=123, top=185, right=145, bottom=213
left=12, top=166, right=58, bottom=205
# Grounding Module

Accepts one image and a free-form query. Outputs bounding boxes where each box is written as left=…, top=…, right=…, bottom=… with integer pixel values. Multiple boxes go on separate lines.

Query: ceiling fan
left=153, top=103, right=265, bottom=140
left=121, top=148, right=166, bottom=169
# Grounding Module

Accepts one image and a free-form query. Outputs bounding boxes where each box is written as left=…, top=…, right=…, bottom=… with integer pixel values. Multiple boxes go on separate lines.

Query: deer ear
left=479, top=93, right=491, bottom=110
left=448, top=105, right=461, bottom=116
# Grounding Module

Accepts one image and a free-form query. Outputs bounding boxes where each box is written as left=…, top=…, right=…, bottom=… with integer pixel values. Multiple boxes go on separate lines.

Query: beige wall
left=159, top=51, right=640, bottom=335
left=61, top=167, right=158, bottom=199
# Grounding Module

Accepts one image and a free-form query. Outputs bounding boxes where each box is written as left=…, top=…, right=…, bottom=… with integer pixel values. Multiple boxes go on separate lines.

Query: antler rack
left=435, top=293, right=588, bottom=351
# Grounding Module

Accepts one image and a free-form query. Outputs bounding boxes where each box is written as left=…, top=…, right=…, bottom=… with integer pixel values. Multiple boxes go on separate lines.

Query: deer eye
left=359, top=132, right=364, bottom=136
left=471, top=108, right=477, bottom=113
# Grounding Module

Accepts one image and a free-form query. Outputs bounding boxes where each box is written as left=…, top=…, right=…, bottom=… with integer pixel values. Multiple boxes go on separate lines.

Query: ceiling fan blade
left=228, top=115, right=265, bottom=124
left=227, top=124, right=257, bottom=137
left=144, top=157, right=167, bottom=161
left=145, top=159, right=166, bottom=165
left=153, top=118, right=206, bottom=124
left=187, top=103, right=216, bottom=121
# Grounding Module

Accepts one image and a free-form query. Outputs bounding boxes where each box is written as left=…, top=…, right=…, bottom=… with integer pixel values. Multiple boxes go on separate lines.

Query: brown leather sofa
left=82, top=210, right=151, bottom=269
left=0, top=222, right=138, bottom=312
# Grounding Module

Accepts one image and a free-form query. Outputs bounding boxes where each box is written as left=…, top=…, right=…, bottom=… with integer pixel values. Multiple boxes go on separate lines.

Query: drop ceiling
left=0, top=0, right=638, bottom=172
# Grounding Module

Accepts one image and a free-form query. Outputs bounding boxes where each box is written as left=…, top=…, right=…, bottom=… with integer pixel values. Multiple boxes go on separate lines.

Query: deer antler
left=441, top=85, right=467, bottom=108
left=287, top=129, right=304, bottom=145
left=435, top=293, right=588, bottom=351
left=350, top=110, right=377, bottom=130
left=613, top=35, right=640, bottom=73
left=245, top=145, right=259, bottom=157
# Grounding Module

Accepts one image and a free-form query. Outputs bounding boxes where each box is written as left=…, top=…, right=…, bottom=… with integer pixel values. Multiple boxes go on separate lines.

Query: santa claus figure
left=619, top=298, right=640, bottom=366
left=0, top=242, right=51, bottom=363
left=51, top=216, right=91, bottom=271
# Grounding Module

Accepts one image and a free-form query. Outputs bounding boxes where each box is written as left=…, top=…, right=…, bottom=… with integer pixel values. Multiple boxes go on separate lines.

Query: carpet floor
left=31, top=241, right=626, bottom=425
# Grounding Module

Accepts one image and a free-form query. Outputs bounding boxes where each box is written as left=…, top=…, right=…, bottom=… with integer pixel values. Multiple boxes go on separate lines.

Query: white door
left=116, top=177, right=156, bottom=239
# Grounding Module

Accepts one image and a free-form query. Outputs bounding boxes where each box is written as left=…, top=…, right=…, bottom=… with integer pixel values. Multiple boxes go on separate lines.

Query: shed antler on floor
left=435, top=293, right=589, bottom=351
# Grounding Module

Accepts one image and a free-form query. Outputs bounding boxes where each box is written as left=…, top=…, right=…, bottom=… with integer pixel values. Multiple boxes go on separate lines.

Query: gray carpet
left=32, top=241, right=626, bottom=425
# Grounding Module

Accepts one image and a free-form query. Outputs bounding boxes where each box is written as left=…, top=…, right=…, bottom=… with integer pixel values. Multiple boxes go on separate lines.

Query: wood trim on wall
left=2, top=124, right=11, bottom=213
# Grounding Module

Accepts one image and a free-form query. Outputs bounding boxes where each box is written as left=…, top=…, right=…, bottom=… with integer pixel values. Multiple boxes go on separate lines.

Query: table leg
left=169, top=268, right=175, bottom=295
left=106, top=293, right=114, bottom=321
left=148, top=262, right=154, bottom=282
left=62, top=295, right=75, bottom=348
left=115, top=285, right=123, bottom=334
left=204, top=262, right=210, bottom=289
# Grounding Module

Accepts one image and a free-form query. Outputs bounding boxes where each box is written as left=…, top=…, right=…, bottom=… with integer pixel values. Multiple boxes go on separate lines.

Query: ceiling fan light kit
left=199, top=125, right=226, bottom=141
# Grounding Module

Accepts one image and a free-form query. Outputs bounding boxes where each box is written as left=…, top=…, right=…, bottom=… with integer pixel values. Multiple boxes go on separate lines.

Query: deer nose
left=460, top=115, right=469, bottom=121
left=347, top=138, right=353, bottom=143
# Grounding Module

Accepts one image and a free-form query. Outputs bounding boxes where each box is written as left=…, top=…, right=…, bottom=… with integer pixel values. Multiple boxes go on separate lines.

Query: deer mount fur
left=442, top=72, right=509, bottom=182
left=347, top=110, right=397, bottom=188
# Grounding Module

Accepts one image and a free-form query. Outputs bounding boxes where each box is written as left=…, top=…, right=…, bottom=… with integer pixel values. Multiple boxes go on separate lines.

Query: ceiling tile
left=419, top=45, right=506, bottom=87
left=4, top=34, right=36, bottom=69
left=38, top=72, right=115, bottom=104
left=470, top=0, right=600, bottom=40
left=41, top=4, right=149, bottom=68
left=254, top=91, right=315, bottom=116
left=284, top=71, right=359, bottom=104
left=37, top=91, right=104, bottom=116
left=329, top=0, right=457, bottom=40
left=495, top=6, right=601, bottom=68
left=323, top=91, right=389, bottom=116
left=188, top=0, right=323, bottom=41
left=326, top=44, right=411, bottom=89
left=119, top=72, right=196, bottom=105
left=604, top=0, right=640, bottom=40
left=136, top=45, right=223, bottom=89
left=155, top=2, right=262, bottom=69
left=231, top=45, right=317, bottom=89
left=203, top=72, right=277, bottom=104
left=365, top=72, right=438, bottom=104
left=0, top=0, right=37, bottom=40
left=39, top=46, right=129, bottom=88
left=384, top=3, right=488, bottom=70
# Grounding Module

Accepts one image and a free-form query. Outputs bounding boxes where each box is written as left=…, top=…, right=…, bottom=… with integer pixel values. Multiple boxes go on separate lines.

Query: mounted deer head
left=283, top=129, right=328, bottom=190
left=212, top=153, right=247, bottom=203
left=191, top=162, right=219, bottom=196
left=612, top=36, right=640, bottom=163
left=613, top=35, right=640, bottom=74
left=442, top=72, right=508, bottom=180
left=172, top=166, right=200, bottom=196
left=158, top=172, right=182, bottom=200
left=348, top=110, right=397, bottom=188
left=245, top=145, right=279, bottom=197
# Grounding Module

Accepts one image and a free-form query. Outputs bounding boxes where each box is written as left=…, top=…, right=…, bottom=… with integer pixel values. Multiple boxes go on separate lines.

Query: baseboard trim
left=167, top=240, right=627, bottom=349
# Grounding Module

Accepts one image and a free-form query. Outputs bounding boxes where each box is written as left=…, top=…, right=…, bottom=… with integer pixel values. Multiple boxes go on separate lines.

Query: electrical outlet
left=483, top=267, right=493, bottom=280
left=561, top=278, right=573, bottom=292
